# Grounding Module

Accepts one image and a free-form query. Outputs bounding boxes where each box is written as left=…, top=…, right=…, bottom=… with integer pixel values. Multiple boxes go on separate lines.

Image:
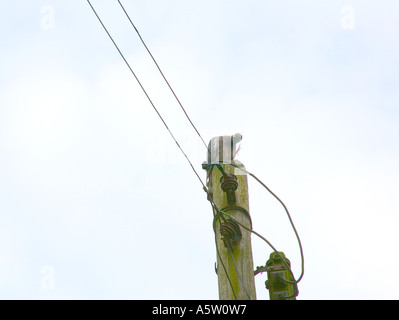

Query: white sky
left=0, top=0, right=398, bottom=299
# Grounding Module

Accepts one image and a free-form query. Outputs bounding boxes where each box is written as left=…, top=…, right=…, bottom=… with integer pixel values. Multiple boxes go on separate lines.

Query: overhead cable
left=87, top=0, right=206, bottom=191
left=230, top=163, right=304, bottom=284
left=117, top=0, right=209, bottom=152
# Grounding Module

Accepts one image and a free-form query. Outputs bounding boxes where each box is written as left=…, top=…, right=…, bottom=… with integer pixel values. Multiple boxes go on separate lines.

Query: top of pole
left=206, top=133, right=242, bottom=165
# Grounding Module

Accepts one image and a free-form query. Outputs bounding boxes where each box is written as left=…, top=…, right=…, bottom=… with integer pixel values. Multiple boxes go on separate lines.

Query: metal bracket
left=254, top=265, right=269, bottom=276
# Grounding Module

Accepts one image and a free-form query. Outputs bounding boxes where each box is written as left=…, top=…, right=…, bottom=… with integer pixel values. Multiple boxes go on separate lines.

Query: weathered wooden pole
left=203, top=134, right=256, bottom=300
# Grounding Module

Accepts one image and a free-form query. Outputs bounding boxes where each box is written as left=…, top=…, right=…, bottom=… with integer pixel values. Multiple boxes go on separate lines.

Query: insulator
left=265, top=252, right=297, bottom=300
left=220, top=218, right=242, bottom=250
left=220, top=173, right=238, bottom=204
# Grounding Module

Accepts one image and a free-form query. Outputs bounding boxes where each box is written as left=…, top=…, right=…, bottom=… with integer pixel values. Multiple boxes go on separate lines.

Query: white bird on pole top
left=207, top=133, right=243, bottom=164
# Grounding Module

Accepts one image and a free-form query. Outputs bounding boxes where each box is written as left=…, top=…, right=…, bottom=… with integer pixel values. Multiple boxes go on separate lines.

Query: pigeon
left=207, top=133, right=242, bottom=164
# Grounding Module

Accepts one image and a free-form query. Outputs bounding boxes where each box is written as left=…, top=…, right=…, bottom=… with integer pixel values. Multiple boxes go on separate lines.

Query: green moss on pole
left=209, top=160, right=256, bottom=300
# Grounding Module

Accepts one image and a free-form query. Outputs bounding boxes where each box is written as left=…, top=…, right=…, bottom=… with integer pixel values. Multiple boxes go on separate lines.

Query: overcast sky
left=0, top=0, right=398, bottom=300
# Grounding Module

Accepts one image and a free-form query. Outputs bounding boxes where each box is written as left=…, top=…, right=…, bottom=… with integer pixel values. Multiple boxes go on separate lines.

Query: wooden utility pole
left=206, top=159, right=256, bottom=300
